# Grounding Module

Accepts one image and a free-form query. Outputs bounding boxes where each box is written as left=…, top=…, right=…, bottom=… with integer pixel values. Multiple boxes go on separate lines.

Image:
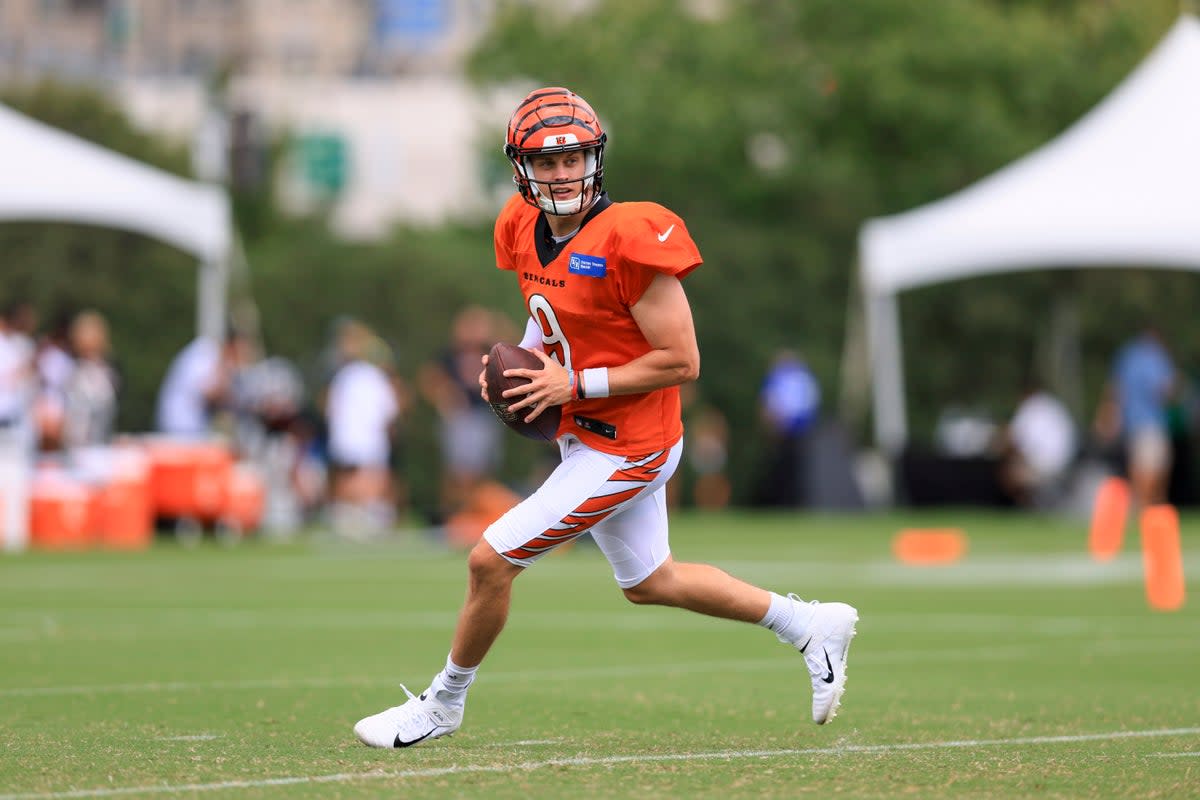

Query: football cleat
left=353, top=683, right=463, bottom=748
left=788, top=597, right=859, bottom=725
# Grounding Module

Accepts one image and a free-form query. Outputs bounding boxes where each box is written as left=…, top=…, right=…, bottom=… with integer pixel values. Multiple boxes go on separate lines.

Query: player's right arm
left=616, top=272, right=700, bottom=394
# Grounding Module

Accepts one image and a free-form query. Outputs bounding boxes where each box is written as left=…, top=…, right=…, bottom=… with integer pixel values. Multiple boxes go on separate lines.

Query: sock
left=758, top=592, right=815, bottom=644
left=431, top=654, right=477, bottom=708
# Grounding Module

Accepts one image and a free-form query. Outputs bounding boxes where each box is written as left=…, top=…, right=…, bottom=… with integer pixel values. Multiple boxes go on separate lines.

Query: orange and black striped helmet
left=504, top=87, right=607, bottom=216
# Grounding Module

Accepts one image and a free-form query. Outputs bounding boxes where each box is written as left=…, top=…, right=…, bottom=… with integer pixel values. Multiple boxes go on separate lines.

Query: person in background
left=754, top=349, right=821, bottom=507
left=324, top=319, right=400, bottom=538
left=418, top=305, right=505, bottom=524
left=62, top=310, right=120, bottom=449
left=0, top=301, right=36, bottom=550
left=684, top=403, right=732, bottom=509
left=998, top=378, right=1076, bottom=508
left=1164, top=365, right=1199, bottom=507
left=368, top=335, right=412, bottom=523
left=0, top=302, right=36, bottom=441
left=155, top=329, right=251, bottom=438
left=1096, top=326, right=1177, bottom=510
left=233, top=353, right=311, bottom=534
left=34, top=310, right=74, bottom=452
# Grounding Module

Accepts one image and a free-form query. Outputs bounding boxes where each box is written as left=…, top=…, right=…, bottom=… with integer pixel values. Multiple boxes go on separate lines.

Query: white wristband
left=581, top=367, right=610, bottom=398
left=519, top=317, right=544, bottom=350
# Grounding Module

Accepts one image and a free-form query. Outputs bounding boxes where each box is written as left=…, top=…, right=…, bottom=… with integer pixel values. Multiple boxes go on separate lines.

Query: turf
left=2, top=510, right=1198, bottom=799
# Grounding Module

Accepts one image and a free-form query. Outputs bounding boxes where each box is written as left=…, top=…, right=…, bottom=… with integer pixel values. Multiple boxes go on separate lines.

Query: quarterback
left=354, top=87, right=859, bottom=748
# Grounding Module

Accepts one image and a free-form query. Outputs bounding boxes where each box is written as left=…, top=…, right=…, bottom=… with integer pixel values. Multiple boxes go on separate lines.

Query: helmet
left=504, top=87, right=607, bottom=216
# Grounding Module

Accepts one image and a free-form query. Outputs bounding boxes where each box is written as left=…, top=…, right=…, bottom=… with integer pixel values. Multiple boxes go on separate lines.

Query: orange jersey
left=494, top=193, right=702, bottom=455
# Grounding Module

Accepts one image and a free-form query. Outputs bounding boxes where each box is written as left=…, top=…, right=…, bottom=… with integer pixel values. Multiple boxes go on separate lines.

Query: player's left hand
left=503, top=349, right=570, bottom=423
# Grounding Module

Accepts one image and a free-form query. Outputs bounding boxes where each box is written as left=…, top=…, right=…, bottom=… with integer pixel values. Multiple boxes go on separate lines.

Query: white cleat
left=789, top=597, right=858, bottom=725
left=353, top=683, right=463, bottom=748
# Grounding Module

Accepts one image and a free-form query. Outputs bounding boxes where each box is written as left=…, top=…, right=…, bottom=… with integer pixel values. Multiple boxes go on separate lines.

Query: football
left=485, top=343, right=562, bottom=442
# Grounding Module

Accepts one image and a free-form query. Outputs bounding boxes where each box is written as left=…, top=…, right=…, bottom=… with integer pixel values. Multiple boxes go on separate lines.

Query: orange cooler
left=30, top=475, right=93, bottom=550
left=224, top=464, right=266, bottom=534
left=146, top=440, right=233, bottom=522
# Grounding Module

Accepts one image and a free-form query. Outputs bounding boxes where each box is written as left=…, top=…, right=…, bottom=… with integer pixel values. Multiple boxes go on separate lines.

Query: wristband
left=581, top=367, right=610, bottom=399
left=567, top=369, right=577, bottom=401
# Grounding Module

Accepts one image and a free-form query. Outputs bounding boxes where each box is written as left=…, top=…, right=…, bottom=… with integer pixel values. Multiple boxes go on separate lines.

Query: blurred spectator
left=1095, top=326, right=1177, bottom=509
left=1165, top=366, right=1200, bottom=506
left=0, top=301, right=36, bottom=549
left=289, top=409, right=330, bottom=524
left=325, top=319, right=401, bottom=538
left=753, top=349, right=820, bottom=507
left=233, top=354, right=313, bottom=534
left=998, top=379, right=1076, bottom=508
left=6, top=300, right=38, bottom=343
left=418, top=306, right=504, bottom=523
left=685, top=403, right=732, bottom=509
left=0, top=302, right=36, bottom=444
left=62, top=310, right=120, bottom=449
left=934, top=407, right=999, bottom=458
left=33, top=310, right=74, bottom=451
left=368, top=336, right=413, bottom=521
left=155, top=330, right=251, bottom=438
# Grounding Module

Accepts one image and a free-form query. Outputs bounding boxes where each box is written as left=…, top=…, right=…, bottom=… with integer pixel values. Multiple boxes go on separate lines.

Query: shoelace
left=784, top=595, right=831, bottom=679
left=387, top=683, right=435, bottom=740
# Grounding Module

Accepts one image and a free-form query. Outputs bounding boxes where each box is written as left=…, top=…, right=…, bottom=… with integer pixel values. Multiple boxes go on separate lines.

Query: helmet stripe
left=514, top=89, right=567, bottom=111
left=513, top=102, right=596, bottom=135
left=517, top=115, right=600, bottom=147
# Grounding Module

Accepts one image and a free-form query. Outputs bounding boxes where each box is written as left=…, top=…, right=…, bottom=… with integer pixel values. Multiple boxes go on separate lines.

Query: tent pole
left=196, top=252, right=229, bottom=341
left=865, top=288, right=908, bottom=456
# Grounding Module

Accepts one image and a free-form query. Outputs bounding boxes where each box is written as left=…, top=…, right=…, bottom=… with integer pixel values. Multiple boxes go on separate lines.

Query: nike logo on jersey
left=657, top=224, right=676, bottom=242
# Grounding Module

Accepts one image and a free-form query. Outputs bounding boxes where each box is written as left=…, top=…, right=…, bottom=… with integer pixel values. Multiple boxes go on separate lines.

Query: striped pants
left=483, top=435, right=682, bottom=588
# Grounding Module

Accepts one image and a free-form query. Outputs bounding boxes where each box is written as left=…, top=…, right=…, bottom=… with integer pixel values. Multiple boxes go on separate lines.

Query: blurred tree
left=469, top=0, right=1185, bottom=499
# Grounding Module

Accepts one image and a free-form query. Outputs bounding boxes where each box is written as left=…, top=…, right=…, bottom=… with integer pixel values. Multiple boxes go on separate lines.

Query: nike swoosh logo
left=656, top=224, right=675, bottom=242
left=797, top=637, right=812, bottom=653
left=821, top=650, right=836, bottom=684
left=394, top=728, right=435, bottom=748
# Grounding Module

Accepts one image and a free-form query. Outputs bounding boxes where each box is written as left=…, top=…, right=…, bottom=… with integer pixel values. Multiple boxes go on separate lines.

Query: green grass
left=3, top=510, right=1199, bottom=799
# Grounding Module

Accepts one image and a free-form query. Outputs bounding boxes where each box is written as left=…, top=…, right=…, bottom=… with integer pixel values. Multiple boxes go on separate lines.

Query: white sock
left=431, top=654, right=477, bottom=708
left=758, top=592, right=815, bottom=644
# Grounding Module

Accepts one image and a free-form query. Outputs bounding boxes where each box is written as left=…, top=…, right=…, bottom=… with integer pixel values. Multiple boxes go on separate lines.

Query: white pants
left=483, top=435, right=682, bottom=588
left=0, top=423, right=33, bottom=552
left=1129, top=427, right=1171, bottom=475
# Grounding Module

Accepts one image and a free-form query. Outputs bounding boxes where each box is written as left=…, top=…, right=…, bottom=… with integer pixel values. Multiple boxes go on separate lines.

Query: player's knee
left=466, top=541, right=515, bottom=588
left=622, top=576, right=671, bottom=606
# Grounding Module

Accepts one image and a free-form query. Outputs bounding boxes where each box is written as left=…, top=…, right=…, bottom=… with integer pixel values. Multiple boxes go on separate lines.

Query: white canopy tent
left=0, top=101, right=232, bottom=340
left=858, top=14, right=1200, bottom=455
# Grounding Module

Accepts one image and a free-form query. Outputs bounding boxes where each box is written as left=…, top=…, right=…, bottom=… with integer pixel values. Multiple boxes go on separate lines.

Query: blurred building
left=0, top=1, right=509, bottom=238
left=0, top=0, right=488, bottom=80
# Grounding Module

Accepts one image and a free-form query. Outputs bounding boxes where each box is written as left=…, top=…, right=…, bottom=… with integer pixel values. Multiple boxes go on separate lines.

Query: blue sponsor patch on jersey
left=568, top=252, right=607, bottom=278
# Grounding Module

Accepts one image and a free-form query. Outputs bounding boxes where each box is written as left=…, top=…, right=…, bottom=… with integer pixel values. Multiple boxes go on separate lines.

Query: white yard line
left=1146, top=751, right=1200, bottom=758
left=1, top=726, right=1197, bottom=799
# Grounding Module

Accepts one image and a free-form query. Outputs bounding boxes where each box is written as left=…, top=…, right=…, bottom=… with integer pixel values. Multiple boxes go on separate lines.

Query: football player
left=354, top=87, right=859, bottom=748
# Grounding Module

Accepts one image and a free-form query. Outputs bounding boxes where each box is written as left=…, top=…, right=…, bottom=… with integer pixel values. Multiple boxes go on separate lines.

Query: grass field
left=2, top=510, right=1199, bottom=799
